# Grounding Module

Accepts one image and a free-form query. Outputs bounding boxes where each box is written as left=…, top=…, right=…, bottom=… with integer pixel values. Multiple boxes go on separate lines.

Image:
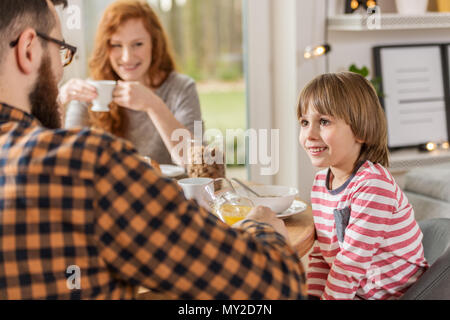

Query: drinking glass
left=203, top=178, right=254, bottom=226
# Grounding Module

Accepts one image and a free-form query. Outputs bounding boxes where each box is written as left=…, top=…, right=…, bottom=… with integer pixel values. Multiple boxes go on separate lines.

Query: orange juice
left=218, top=203, right=253, bottom=225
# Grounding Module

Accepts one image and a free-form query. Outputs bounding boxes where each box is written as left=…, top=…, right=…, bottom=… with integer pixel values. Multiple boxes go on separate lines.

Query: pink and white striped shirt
left=307, top=160, right=428, bottom=300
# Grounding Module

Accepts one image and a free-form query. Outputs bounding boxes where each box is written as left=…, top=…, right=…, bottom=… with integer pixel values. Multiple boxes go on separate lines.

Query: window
left=151, top=0, right=247, bottom=179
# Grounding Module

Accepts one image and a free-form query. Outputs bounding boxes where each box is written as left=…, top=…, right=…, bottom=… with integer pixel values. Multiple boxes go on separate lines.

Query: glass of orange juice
left=203, top=178, right=254, bottom=225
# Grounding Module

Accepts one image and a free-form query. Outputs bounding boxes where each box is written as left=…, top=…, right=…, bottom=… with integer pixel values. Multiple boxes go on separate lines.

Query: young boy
left=297, top=72, right=428, bottom=300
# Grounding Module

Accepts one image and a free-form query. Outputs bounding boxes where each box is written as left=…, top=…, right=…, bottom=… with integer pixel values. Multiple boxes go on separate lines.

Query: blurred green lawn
left=199, top=90, right=246, bottom=133
left=199, top=89, right=246, bottom=168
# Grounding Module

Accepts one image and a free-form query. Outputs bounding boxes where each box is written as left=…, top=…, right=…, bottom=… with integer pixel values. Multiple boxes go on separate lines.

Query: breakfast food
left=187, top=143, right=226, bottom=179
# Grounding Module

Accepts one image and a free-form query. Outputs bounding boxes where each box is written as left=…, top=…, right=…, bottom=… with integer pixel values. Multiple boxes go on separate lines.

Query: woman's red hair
left=87, top=0, right=176, bottom=138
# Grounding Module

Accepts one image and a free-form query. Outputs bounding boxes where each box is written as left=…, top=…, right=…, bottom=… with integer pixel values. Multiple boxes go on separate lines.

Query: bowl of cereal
left=235, top=185, right=298, bottom=213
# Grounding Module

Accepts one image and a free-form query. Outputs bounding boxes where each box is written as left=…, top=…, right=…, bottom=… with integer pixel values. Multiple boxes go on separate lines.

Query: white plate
left=160, top=164, right=186, bottom=178
left=277, top=200, right=308, bottom=219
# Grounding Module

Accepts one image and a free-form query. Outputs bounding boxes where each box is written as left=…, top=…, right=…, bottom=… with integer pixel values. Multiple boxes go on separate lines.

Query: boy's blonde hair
left=297, top=72, right=389, bottom=168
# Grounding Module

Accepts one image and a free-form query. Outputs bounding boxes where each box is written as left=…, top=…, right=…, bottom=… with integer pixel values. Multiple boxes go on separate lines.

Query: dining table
left=136, top=177, right=315, bottom=300
left=242, top=180, right=315, bottom=257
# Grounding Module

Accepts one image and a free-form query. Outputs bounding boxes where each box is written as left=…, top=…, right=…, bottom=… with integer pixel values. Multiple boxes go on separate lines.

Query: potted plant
left=348, top=64, right=384, bottom=98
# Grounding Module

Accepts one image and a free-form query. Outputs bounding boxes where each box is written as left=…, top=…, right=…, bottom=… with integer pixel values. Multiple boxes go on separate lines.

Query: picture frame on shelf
left=444, top=44, right=450, bottom=134
left=373, top=43, right=450, bottom=150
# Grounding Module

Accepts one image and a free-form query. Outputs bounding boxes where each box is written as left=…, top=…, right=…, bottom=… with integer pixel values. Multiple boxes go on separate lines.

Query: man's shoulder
left=27, top=126, right=139, bottom=179
left=36, top=126, right=137, bottom=159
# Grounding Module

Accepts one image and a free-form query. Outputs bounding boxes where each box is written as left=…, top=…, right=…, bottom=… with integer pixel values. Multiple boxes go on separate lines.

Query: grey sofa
left=403, top=163, right=450, bottom=221
left=401, top=218, right=450, bottom=300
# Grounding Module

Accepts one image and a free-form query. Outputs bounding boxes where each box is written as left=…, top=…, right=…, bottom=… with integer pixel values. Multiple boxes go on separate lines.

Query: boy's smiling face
left=299, top=107, right=363, bottom=175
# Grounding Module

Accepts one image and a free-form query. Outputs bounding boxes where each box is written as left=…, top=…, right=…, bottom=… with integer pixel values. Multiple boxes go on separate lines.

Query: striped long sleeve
left=308, top=161, right=428, bottom=300
left=306, top=241, right=330, bottom=298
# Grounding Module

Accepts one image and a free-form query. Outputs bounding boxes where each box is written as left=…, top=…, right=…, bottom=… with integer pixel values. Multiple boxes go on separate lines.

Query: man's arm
left=93, top=136, right=306, bottom=299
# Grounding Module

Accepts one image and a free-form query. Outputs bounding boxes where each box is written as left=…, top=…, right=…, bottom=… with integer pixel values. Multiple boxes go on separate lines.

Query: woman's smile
left=119, top=63, right=141, bottom=72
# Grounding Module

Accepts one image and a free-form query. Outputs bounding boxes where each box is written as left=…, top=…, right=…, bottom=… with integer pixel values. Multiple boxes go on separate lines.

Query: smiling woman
left=108, top=19, right=153, bottom=84
left=61, top=0, right=203, bottom=166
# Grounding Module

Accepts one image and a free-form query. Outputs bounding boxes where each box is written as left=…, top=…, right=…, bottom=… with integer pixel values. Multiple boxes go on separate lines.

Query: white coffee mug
left=177, top=177, right=213, bottom=209
left=87, top=80, right=117, bottom=112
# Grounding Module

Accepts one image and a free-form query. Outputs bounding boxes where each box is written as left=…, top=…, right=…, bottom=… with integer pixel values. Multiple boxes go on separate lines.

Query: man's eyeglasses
left=10, top=31, right=77, bottom=67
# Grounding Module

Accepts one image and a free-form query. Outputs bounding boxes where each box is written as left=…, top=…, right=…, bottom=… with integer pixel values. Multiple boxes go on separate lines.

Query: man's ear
left=15, top=28, right=42, bottom=75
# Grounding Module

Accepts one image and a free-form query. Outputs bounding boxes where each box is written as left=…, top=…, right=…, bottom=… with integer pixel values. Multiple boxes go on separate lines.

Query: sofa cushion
left=418, top=218, right=450, bottom=265
left=405, top=191, right=450, bottom=221
left=401, top=246, right=450, bottom=300
left=404, top=163, right=450, bottom=203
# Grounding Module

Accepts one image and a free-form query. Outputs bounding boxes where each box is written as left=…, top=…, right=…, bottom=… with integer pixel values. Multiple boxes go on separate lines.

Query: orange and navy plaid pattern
left=0, top=103, right=305, bottom=299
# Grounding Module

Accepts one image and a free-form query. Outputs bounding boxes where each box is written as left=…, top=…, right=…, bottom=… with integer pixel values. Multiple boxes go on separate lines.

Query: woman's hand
left=112, top=80, right=190, bottom=167
left=112, top=80, right=163, bottom=112
left=58, top=79, right=98, bottom=105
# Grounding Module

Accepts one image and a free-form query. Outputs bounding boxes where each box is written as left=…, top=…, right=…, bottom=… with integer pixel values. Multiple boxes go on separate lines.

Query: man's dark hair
left=0, top=0, right=68, bottom=64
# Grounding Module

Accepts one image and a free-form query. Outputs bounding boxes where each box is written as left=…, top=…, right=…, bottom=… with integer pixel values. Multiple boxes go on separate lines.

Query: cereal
left=187, top=144, right=226, bottom=179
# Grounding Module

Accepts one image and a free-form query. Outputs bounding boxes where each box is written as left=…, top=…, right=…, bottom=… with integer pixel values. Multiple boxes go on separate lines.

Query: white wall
left=295, top=0, right=328, bottom=201
left=271, top=0, right=300, bottom=189
left=246, top=0, right=322, bottom=201
left=329, top=29, right=450, bottom=73
left=58, top=0, right=86, bottom=83
left=245, top=0, right=274, bottom=185
left=326, top=0, right=450, bottom=73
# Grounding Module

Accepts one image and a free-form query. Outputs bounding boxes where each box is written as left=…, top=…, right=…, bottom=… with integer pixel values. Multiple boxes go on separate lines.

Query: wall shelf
left=328, top=13, right=450, bottom=31
left=389, top=148, right=450, bottom=173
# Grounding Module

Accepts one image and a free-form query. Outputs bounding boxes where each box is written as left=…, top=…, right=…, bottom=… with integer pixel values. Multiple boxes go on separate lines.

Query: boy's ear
left=15, top=28, right=42, bottom=75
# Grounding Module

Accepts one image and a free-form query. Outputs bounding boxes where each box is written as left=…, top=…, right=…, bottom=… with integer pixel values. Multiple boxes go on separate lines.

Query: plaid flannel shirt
left=0, top=103, right=305, bottom=299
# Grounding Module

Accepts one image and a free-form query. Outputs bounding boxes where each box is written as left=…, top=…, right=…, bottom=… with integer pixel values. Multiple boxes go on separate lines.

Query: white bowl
left=235, top=185, right=298, bottom=213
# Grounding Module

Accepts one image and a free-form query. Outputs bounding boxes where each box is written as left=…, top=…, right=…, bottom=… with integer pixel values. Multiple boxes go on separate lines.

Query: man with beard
left=28, top=55, right=62, bottom=130
left=0, top=0, right=305, bottom=300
